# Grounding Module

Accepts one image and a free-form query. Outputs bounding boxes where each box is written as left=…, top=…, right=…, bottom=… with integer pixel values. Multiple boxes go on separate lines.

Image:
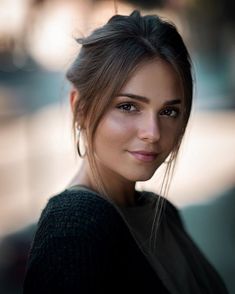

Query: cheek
left=95, top=112, right=135, bottom=150
left=161, top=122, right=182, bottom=151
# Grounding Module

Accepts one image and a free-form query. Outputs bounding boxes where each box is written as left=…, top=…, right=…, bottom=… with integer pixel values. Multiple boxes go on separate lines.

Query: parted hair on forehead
left=66, top=9, right=193, bottom=202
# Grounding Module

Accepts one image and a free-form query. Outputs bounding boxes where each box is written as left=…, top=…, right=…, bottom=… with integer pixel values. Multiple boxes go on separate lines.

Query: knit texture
left=23, top=189, right=169, bottom=293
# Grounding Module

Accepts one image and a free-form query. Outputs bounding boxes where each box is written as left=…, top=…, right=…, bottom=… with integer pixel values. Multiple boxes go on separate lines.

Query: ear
left=69, top=87, right=86, bottom=130
left=69, top=87, right=79, bottom=114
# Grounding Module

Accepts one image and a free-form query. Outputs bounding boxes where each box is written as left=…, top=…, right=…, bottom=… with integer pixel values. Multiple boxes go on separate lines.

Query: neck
left=68, top=159, right=138, bottom=207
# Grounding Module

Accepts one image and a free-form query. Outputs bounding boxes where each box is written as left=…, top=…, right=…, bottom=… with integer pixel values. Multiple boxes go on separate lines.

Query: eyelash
left=117, top=102, right=139, bottom=113
left=116, top=102, right=180, bottom=118
left=159, top=107, right=180, bottom=118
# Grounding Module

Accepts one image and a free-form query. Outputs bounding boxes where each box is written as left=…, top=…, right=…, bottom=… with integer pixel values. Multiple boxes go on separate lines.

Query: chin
left=125, top=170, right=156, bottom=182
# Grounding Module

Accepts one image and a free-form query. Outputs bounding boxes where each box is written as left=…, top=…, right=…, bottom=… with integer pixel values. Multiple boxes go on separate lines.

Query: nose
left=138, top=113, right=160, bottom=143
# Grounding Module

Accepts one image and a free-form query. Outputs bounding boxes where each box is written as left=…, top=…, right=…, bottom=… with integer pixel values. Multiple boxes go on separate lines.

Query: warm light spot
left=28, top=3, right=79, bottom=71
left=0, top=0, right=27, bottom=36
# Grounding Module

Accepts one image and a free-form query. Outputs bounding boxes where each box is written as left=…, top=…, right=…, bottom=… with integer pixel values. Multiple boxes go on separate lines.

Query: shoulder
left=144, top=190, right=185, bottom=227
left=165, top=198, right=185, bottom=227
left=36, top=188, right=123, bottom=239
left=24, top=189, right=126, bottom=293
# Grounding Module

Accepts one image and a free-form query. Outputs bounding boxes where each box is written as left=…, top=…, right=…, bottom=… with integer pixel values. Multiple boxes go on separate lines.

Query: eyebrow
left=118, top=93, right=182, bottom=106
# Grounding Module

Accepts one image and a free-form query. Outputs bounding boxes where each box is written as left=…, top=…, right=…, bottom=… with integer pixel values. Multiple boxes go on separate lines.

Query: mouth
left=128, top=151, right=158, bottom=163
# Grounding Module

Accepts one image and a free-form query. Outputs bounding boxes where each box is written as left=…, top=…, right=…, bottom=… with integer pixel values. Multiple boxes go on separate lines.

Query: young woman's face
left=93, top=59, right=184, bottom=183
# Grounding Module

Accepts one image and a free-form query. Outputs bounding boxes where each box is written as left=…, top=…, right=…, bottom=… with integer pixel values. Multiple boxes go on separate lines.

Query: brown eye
left=117, top=103, right=138, bottom=113
left=159, top=107, right=180, bottom=118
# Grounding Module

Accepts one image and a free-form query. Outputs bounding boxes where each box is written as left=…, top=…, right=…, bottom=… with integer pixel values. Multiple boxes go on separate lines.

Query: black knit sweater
left=23, top=188, right=228, bottom=294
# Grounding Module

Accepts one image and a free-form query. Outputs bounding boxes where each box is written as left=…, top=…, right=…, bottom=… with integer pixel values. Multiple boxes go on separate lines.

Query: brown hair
left=66, top=10, right=193, bottom=251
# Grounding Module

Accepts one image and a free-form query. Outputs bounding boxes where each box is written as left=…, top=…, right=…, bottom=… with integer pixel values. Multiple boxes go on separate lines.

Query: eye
left=116, top=102, right=139, bottom=113
left=159, top=107, right=180, bottom=118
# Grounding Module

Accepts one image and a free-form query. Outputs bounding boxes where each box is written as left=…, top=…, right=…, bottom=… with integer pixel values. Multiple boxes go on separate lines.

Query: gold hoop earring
left=76, top=126, right=87, bottom=158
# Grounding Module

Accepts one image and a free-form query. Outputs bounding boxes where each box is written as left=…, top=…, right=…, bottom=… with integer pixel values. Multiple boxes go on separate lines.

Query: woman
left=23, top=10, right=228, bottom=294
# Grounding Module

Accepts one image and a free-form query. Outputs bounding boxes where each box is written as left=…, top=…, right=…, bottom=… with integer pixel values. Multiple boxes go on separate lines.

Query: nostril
left=138, top=126, right=160, bottom=142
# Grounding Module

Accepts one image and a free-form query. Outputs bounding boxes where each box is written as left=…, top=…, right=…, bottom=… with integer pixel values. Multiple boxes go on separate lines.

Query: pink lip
left=128, top=151, right=158, bottom=162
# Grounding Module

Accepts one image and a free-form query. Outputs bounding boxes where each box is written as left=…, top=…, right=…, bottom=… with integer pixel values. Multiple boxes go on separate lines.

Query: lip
left=128, top=151, right=158, bottom=162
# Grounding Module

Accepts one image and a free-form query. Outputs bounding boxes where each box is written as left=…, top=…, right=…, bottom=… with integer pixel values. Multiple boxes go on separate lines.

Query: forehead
left=120, top=59, right=182, bottom=102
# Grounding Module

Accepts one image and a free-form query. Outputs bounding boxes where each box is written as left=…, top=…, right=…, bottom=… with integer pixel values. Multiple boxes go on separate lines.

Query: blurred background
left=0, top=0, right=234, bottom=293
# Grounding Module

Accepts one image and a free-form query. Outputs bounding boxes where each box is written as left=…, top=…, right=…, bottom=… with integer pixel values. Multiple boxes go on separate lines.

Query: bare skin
left=69, top=59, right=184, bottom=207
